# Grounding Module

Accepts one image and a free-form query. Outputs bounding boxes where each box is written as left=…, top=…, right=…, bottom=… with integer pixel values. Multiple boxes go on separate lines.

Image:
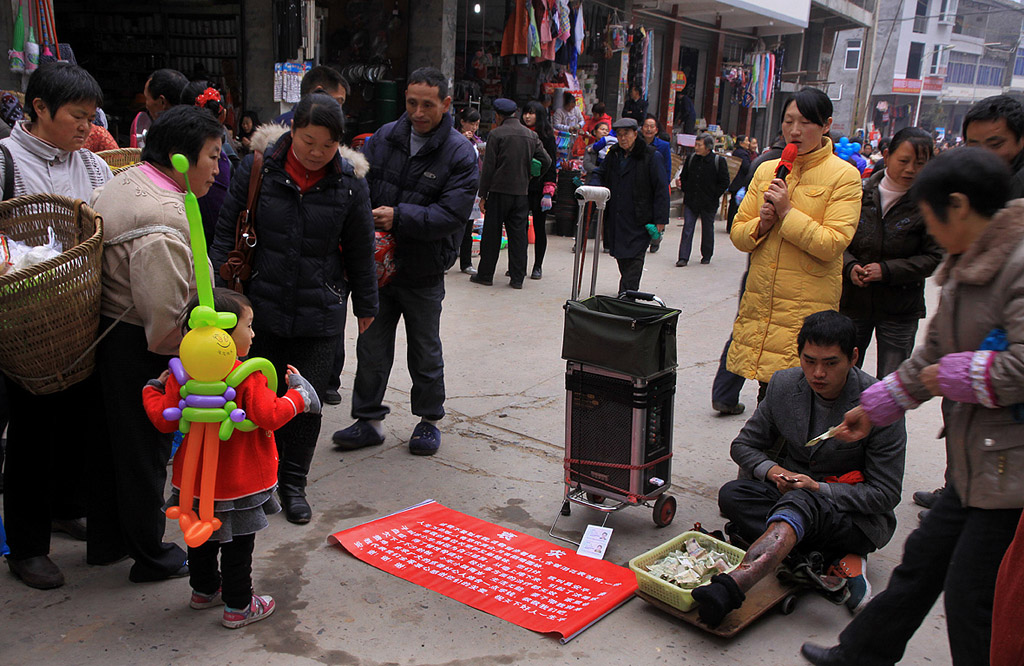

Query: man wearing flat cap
left=589, top=117, right=669, bottom=293
left=473, top=98, right=552, bottom=288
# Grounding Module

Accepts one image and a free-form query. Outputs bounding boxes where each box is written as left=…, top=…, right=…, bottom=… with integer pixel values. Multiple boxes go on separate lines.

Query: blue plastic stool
left=0, top=513, right=9, bottom=556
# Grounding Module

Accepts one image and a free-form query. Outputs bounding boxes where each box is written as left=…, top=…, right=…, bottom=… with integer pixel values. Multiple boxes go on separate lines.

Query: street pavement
left=0, top=218, right=952, bottom=665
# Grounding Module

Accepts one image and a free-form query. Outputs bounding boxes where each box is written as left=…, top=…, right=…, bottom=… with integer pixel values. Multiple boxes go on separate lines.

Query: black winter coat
left=840, top=169, right=943, bottom=320
left=528, top=131, right=557, bottom=195
left=679, top=151, right=730, bottom=213
left=211, top=131, right=378, bottom=338
left=479, top=117, right=550, bottom=198
left=362, top=112, right=479, bottom=286
left=728, top=146, right=751, bottom=193
left=590, top=139, right=669, bottom=259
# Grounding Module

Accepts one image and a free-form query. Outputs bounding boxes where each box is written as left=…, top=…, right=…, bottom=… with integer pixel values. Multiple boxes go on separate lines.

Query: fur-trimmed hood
left=249, top=123, right=369, bottom=179
left=936, top=199, right=1024, bottom=286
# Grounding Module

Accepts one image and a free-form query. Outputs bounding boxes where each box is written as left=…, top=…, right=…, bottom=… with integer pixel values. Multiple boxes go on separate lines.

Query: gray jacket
left=731, top=366, right=907, bottom=549
left=0, top=121, right=112, bottom=200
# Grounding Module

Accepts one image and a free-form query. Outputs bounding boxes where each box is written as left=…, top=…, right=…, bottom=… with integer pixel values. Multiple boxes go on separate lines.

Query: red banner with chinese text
left=328, top=500, right=637, bottom=643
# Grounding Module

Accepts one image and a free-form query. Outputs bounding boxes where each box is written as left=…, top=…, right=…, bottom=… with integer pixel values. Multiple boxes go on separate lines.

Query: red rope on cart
left=563, top=451, right=673, bottom=471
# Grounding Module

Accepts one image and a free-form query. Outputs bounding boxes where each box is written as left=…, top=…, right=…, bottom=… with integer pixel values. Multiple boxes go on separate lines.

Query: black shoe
left=505, top=270, right=510, bottom=276
left=912, top=486, right=944, bottom=508
left=510, top=281, right=523, bottom=289
left=649, top=241, right=660, bottom=253
left=280, top=492, right=312, bottom=524
left=469, top=274, right=493, bottom=286
left=52, top=518, right=87, bottom=541
left=461, top=265, right=478, bottom=275
left=128, top=557, right=189, bottom=583
left=7, top=555, right=65, bottom=589
left=530, top=267, right=542, bottom=280
left=323, top=389, right=342, bottom=406
left=332, top=421, right=385, bottom=450
left=700, top=258, right=711, bottom=265
left=800, top=643, right=851, bottom=666
left=918, top=509, right=930, bottom=522
left=675, top=259, right=688, bottom=267
left=712, top=401, right=745, bottom=415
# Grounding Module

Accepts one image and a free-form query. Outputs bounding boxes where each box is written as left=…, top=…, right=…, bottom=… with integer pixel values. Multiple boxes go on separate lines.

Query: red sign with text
left=328, top=500, right=637, bottom=643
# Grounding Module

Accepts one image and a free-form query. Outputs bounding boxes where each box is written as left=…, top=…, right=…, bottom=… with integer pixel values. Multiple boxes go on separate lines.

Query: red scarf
left=285, top=146, right=327, bottom=193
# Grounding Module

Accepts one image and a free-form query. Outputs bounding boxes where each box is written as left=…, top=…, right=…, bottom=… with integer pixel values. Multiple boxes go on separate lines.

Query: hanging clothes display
left=567, top=5, right=579, bottom=74
left=527, top=0, right=542, bottom=59
left=535, top=0, right=556, bottom=62
left=554, top=0, right=571, bottom=48
left=501, top=0, right=531, bottom=58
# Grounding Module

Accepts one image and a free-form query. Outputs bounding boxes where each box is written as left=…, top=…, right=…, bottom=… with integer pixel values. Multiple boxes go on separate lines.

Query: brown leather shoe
left=7, top=555, right=65, bottom=589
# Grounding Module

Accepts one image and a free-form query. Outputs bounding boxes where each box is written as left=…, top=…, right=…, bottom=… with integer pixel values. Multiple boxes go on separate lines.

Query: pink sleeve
left=939, top=350, right=999, bottom=407
left=859, top=372, right=919, bottom=427
left=542, top=182, right=556, bottom=197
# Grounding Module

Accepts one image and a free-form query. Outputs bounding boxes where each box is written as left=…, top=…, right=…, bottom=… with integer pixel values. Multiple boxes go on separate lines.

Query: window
left=913, top=0, right=929, bottom=33
left=977, top=57, right=1006, bottom=87
left=845, top=39, right=862, bottom=70
left=907, top=42, right=925, bottom=79
left=946, top=52, right=978, bottom=85
left=930, top=48, right=941, bottom=75
left=1015, top=48, right=1024, bottom=77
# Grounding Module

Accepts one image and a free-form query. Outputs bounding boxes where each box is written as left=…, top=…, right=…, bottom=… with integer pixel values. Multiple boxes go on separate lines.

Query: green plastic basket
left=629, top=531, right=746, bottom=612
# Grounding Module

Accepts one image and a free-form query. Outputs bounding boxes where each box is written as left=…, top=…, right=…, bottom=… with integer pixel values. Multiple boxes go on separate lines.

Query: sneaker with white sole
left=222, top=594, right=275, bottom=628
left=190, top=588, right=222, bottom=609
left=829, top=554, right=871, bottom=614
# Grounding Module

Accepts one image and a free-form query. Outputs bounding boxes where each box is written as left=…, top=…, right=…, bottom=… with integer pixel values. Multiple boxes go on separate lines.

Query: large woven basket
left=0, top=195, right=104, bottom=395
left=96, top=147, right=142, bottom=173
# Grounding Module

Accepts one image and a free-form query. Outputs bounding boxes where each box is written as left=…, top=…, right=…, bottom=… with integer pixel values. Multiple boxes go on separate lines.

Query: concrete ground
left=1, top=217, right=952, bottom=665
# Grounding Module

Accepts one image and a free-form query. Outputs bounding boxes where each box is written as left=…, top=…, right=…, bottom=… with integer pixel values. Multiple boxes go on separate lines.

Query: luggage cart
left=549, top=186, right=681, bottom=545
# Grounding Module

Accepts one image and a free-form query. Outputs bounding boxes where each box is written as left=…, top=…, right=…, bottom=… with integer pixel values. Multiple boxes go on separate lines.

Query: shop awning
left=636, top=0, right=811, bottom=36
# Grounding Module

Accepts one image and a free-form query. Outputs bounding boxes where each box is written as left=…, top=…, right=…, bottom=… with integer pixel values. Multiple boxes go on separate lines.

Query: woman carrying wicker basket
left=0, top=63, right=113, bottom=590
left=88, top=106, right=226, bottom=584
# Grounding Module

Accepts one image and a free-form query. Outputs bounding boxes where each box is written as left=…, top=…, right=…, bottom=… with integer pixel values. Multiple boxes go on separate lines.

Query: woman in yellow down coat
left=728, top=87, right=862, bottom=391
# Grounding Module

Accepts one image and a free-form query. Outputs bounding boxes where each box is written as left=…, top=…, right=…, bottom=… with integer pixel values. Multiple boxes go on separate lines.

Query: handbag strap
left=245, top=151, right=264, bottom=217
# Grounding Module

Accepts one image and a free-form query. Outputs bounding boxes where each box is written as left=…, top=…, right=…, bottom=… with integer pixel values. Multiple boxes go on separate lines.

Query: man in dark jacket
left=694, top=311, right=907, bottom=627
left=676, top=132, right=730, bottom=266
left=472, top=98, right=551, bottom=288
left=962, top=94, right=1024, bottom=198
left=622, top=85, right=648, bottom=124
left=589, top=117, right=669, bottom=293
left=332, top=67, right=479, bottom=457
left=726, top=135, right=752, bottom=232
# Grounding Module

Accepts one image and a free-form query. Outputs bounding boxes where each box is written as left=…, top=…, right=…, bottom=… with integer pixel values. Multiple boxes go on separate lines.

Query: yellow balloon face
left=180, top=327, right=237, bottom=381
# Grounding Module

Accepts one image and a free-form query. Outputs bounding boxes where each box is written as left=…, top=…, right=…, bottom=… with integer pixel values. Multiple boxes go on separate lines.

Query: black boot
left=278, top=440, right=316, bottom=524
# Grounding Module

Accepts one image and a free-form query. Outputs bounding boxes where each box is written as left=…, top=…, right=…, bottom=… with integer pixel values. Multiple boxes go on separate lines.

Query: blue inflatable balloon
left=840, top=136, right=850, bottom=145
left=853, top=142, right=862, bottom=153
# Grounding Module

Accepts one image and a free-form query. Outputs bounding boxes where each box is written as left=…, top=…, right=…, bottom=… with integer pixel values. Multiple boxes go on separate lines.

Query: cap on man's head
left=493, top=98, right=518, bottom=116
left=612, top=118, right=638, bottom=131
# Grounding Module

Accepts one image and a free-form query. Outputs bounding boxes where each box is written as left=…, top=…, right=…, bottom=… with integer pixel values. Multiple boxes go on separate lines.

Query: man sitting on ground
left=694, top=310, right=907, bottom=626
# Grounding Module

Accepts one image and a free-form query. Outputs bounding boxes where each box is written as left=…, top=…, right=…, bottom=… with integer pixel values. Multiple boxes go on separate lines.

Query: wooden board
left=636, top=575, right=797, bottom=638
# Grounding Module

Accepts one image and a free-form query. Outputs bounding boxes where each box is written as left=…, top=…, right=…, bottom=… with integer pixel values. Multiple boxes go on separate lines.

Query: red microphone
left=775, top=143, right=799, bottom=181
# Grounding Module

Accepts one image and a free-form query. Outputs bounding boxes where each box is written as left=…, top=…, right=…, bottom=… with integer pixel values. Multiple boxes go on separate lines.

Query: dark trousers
left=615, top=256, right=645, bottom=294
left=719, top=479, right=876, bottom=561
left=527, top=188, right=548, bottom=270
left=459, top=218, right=475, bottom=270
left=836, top=486, right=1021, bottom=666
left=2, top=375, right=91, bottom=560
left=851, top=317, right=919, bottom=380
left=351, top=281, right=446, bottom=422
left=249, top=328, right=338, bottom=493
left=478, top=192, right=529, bottom=284
left=712, top=336, right=746, bottom=407
left=92, top=320, right=186, bottom=580
left=679, top=204, right=716, bottom=262
left=188, top=532, right=256, bottom=609
left=326, top=294, right=349, bottom=393
left=726, top=192, right=740, bottom=232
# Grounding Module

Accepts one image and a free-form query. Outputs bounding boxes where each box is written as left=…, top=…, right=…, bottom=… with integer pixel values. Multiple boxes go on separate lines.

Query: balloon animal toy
left=161, top=153, right=278, bottom=548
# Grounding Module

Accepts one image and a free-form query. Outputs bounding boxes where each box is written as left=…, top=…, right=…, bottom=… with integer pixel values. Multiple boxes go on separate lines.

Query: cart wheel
left=652, top=494, right=676, bottom=527
left=780, top=594, right=798, bottom=615
left=560, top=500, right=572, bottom=516
left=585, top=492, right=605, bottom=504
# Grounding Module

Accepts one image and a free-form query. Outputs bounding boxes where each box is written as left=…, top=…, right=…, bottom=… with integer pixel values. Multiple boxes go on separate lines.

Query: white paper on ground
left=577, top=525, right=613, bottom=560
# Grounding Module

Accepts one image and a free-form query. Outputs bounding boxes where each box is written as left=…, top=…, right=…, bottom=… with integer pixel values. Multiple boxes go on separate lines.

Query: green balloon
left=171, top=153, right=190, bottom=174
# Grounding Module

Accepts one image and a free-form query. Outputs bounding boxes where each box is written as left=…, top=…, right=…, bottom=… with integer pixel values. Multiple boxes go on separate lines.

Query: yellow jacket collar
left=794, top=137, right=834, bottom=172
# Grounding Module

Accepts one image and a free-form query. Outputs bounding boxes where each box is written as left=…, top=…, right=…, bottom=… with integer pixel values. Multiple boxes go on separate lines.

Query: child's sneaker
left=828, top=554, right=871, bottom=614
left=189, top=588, right=222, bottom=610
left=222, top=594, right=275, bottom=628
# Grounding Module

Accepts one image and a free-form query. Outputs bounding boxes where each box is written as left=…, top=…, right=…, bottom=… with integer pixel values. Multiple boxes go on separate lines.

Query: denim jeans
left=835, top=486, right=1021, bottom=666
left=351, top=281, right=446, bottom=422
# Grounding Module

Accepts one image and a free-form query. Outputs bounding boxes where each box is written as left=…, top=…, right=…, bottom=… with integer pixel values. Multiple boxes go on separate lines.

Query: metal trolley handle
left=571, top=185, right=612, bottom=300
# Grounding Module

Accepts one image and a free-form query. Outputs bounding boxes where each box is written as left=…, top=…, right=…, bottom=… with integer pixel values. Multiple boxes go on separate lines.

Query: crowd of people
left=0, top=56, right=1022, bottom=665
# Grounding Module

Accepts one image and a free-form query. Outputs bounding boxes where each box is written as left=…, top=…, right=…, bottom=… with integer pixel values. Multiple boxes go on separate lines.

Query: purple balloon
left=168, top=357, right=189, bottom=385
left=224, top=387, right=236, bottom=401
left=230, top=409, right=246, bottom=423
left=163, top=407, right=182, bottom=421
left=185, top=394, right=227, bottom=409
left=179, top=399, right=187, bottom=409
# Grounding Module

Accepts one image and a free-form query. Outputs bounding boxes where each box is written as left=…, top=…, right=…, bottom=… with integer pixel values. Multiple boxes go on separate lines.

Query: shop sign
left=923, top=76, right=943, bottom=92
left=892, top=79, right=922, bottom=94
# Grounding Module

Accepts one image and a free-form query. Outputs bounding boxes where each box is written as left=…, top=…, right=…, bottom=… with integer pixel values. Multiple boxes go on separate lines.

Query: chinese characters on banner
left=328, top=500, right=638, bottom=643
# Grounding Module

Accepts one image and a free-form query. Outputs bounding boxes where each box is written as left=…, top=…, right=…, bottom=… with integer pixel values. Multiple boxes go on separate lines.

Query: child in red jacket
left=143, top=289, right=320, bottom=628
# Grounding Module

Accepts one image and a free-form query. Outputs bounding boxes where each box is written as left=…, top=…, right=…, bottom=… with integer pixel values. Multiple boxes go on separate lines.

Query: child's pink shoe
left=222, top=594, right=275, bottom=628
left=189, top=588, right=222, bottom=609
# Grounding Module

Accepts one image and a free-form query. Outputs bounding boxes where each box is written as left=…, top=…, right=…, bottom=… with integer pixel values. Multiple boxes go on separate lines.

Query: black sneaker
left=323, top=389, right=342, bottom=405
left=469, top=274, right=493, bottom=286
left=912, top=486, right=944, bottom=508
left=712, top=401, right=745, bottom=415
left=332, top=421, right=385, bottom=450
left=675, top=259, right=688, bottom=267
left=530, top=267, right=542, bottom=280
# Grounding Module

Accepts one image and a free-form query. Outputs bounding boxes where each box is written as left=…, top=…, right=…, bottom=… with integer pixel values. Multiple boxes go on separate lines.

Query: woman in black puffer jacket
left=841, top=127, right=943, bottom=378
left=521, top=100, right=557, bottom=280
left=211, top=93, right=378, bottom=524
